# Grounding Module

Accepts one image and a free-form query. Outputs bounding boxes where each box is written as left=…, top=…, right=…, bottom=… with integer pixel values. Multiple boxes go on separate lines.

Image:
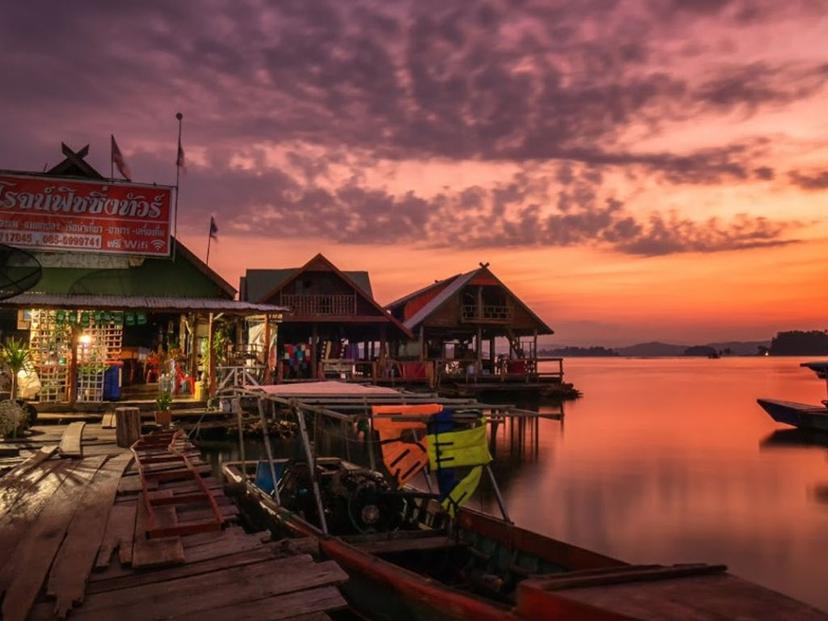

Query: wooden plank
left=184, top=532, right=265, bottom=563
left=59, top=421, right=87, bottom=457
left=132, top=497, right=185, bottom=568
left=87, top=546, right=284, bottom=595
left=47, top=453, right=133, bottom=617
left=282, top=614, right=332, bottom=621
left=70, top=557, right=345, bottom=621
left=177, top=586, right=346, bottom=621
left=101, top=412, right=116, bottom=429
left=1, top=456, right=106, bottom=621
left=117, top=475, right=147, bottom=494
left=0, top=460, right=67, bottom=571
left=94, top=500, right=138, bottom=570
left=0, top=445, right=57, bottom=480
left=131, top=537, right=186, bottom=568
left=0, top=450, right=58, bottom=517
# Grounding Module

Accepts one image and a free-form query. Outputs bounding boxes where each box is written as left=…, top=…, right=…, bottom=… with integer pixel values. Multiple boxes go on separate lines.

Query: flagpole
left=110, top=135, right=114, bottom=181
left=173, top=112, right=183, bottom=263
left=206, top=229, right=212, bottom=266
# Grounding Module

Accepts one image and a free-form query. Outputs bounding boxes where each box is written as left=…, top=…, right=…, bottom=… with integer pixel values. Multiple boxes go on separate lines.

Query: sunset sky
left=2, top=0, right=827, bottom=346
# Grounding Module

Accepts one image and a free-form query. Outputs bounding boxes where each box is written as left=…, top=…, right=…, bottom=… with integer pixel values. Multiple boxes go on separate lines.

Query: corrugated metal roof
left=403, top=269, right=480, bottom=332
left=242, top=268, right=373, bottom=302
left=385, top=274, right=459, bottom=310
left=0, top=293, right=287, bottom=314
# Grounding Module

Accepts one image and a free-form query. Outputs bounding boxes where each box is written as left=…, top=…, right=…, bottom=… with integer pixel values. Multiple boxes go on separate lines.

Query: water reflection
left=479, top=357, right=828, bottom=613
left=199, top=357, right=828, bottom=612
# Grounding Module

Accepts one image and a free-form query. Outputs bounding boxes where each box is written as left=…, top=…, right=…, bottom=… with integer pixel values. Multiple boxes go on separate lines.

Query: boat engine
left=278, top=460, right=405, bottom=535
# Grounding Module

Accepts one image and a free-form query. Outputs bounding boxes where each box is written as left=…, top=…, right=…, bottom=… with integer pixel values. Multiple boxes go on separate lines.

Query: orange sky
left=3, top=1, right=828, bottom=346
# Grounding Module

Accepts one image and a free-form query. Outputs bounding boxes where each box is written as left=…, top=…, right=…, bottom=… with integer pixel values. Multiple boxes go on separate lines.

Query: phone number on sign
left=0, top=230, right=101, bottom=249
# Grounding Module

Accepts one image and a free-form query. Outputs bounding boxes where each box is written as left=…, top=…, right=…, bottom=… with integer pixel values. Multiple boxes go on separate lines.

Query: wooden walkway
left=0, top=426, right=348, bottom=621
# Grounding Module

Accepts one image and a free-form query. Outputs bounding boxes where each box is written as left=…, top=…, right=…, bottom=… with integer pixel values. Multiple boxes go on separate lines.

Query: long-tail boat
left=758, top=361, right=828, bottom=432
left=222, top=385, right=826, bottom=621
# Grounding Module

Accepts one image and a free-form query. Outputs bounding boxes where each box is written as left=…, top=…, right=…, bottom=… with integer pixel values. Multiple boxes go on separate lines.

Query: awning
left=0, top=293, right=288, bottom=315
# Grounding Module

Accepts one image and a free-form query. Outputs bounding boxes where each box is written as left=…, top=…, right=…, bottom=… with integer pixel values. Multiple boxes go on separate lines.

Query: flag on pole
left=176, top=135, right=186, bottom=172
left=209, top=216, right=218, bottom=241
left=110, top=134, right=131, bottom=180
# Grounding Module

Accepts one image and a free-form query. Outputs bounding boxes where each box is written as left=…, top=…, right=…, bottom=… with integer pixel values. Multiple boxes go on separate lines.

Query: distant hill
left=615, top=342, right=685, bottom=356
left=541, top=346, right=619, bottom=357
left=542, top=340, right=771, bottom=357
left=706, top=341, right=769, bottom=356
left=769, top=331, right=828, bottom=355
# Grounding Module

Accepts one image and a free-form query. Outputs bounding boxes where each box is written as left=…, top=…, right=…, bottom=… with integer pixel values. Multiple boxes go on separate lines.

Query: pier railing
left=280, top=293, right=357, bottom=316
left=434, top=356, right=564, bottom=384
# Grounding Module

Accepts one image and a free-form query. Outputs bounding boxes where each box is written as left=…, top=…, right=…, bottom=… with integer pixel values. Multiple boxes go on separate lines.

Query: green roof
left=242, top=268, right=373, bottom=302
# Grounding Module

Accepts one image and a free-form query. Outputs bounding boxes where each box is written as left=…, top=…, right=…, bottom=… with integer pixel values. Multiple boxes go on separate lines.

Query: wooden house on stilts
left=385, top=263, right=573, bottom=397
left=240, top=254, right=411, bottom=382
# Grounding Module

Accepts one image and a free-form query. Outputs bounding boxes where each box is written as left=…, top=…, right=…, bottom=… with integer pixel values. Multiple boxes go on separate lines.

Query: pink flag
left=110, top=134, right=131, bottom=180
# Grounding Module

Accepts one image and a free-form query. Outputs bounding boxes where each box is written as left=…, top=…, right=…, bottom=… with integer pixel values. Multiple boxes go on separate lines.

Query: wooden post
left=208, top=313, right=216, bottom=397
left=418, top=325, right=425, bottom=362
left=189, top=314, right=199, bottom=381
left=311, top=323, right=318, bottom=379
left=263, top=314, right=272, bottom=384
left=378, top=325, right=387, bottom=380
left=532, top=329, right=538, bottom=381
left=476, top=326, right=482, bottom=379
left=115, top=407, right=141, bottom=448
left=68, top=327, right=79, bottom=405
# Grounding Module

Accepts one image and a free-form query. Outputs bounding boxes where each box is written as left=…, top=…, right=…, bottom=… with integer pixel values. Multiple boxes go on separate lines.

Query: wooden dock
left=0, top=425, right=348, bottom=621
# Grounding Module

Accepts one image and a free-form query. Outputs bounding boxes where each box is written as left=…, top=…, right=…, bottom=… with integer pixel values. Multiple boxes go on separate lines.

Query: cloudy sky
left=2, top=0, right=827, bottom=345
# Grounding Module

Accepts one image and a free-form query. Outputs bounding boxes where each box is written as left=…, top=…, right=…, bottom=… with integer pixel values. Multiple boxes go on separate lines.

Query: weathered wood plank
left=94, top=499, right=138, bottom=570
left=1, top=456, right=106, bottom=621
left=47, top=453, right=133, bottom=617
left=0, top=449, right=58, bottom=517
left=0, top=445, right=57, bottom=480
left=101, top=413, right=116, bottom=429
left=87, top=546, right=283, bottom=595
left=117, top=474, right=147, bottom=494
left=59, top=421, right=87, bottom=457
left=70, top=556, right=344, bottom=621
left=175, top=585, right=347, bottom=621
left=0, top=460, right=67, bottom=572
left=131, top=537, right=186, bottom=568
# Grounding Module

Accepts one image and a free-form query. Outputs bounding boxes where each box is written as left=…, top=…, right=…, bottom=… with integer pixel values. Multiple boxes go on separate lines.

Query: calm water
left=483, top=357, right=828, bottom=612
left=202, top=357, right=828, bottom=612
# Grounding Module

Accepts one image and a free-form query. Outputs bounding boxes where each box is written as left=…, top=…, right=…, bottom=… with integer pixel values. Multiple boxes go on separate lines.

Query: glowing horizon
left=2, top=1, right=827, bottom=346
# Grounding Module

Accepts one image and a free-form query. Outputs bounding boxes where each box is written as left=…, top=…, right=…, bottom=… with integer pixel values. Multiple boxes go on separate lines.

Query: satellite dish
left=0, top=244, right=42, bottom=300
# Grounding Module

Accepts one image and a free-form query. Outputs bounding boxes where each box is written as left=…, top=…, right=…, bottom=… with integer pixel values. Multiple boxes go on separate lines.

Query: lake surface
left=483, top=357, right=828, bottom=612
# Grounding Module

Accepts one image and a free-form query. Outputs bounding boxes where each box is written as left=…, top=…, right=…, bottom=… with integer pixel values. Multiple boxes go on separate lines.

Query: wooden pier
left=0, top=424, right=348, bottom=621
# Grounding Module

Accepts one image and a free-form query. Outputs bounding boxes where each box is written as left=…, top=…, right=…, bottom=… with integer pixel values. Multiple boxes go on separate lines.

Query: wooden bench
left=59, top=422, right=86, bottom=457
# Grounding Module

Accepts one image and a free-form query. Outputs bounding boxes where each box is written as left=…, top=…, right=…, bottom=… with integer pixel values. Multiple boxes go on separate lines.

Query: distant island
left=769, top=330, right=828, bottom=355
left=542, top=346, right=619, bottom=357
left=541, top=340, right=771, bottom=357
left=541, top=333, right=828, bottom=357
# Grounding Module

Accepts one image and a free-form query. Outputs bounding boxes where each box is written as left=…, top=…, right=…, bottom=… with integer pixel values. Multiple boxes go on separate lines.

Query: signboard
left=0, top=172, right=174, bottom=257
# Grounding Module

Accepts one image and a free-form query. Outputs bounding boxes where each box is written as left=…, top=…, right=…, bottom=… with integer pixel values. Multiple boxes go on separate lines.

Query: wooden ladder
left=131, top=430, right=224, bottom=538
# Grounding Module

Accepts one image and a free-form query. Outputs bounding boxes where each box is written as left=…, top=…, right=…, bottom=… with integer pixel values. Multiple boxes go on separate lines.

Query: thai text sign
left=0, top=172, right=174, bottom=256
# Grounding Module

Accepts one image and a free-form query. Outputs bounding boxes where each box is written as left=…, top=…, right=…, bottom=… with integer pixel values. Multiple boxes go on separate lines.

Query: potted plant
left=155, top=390, right=173, bottom=427
left=0, top=399, right=27, bottom=439
left=0, top=337, right=31, bottom=401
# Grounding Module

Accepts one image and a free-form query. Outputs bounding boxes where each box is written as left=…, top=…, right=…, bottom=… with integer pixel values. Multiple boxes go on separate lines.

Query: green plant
left=0, top=338, right=31, bottom=400
left=0, top=399, right=27, bottom=438
left=155, top=391, right=173, bottom=412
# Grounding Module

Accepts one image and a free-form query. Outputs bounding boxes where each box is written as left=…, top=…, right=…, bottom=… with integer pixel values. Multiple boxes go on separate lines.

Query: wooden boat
left=220, top=389, right=827, bottom=621
left=757, top=361, right=828, bottom=433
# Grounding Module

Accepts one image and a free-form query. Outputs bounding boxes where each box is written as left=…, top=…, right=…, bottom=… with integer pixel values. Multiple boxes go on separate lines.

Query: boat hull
left=757, top=398, right=828, bottom=432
